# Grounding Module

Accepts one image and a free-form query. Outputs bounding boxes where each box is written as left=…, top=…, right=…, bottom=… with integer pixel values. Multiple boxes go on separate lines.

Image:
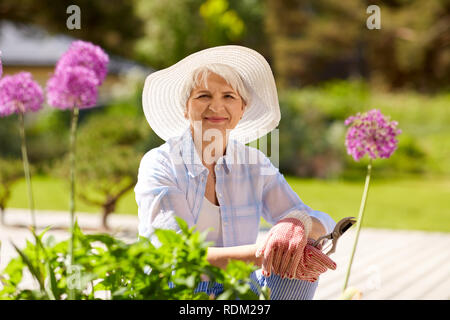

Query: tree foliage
left=134, top=0, right=267, bottom=69
left=0, top=0, right=145, bottom=59
left=264, top=0, right=450, bottom=92
left=50, top=112, right=152, bottom=229
left=0, top=157, right=25, bottom=222
left=3, top=0, right=446, bottom=91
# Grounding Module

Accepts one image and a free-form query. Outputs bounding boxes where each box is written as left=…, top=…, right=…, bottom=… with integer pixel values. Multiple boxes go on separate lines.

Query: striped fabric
left=250, top=270, right=319, bottom=300
left=134, top=126, right=336, bottom=299
left=169, top=269, right=319, bottom=300
left=171, top=270, right=319, bottom=300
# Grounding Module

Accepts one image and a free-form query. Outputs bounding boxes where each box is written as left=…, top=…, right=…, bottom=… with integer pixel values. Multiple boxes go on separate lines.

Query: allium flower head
left=0, top=72, right=44, bottom=117
left=55, top=40, right=109, bottom=85
left=344, top=109, right=402, bottom=161
left=46, top=66, right=99, bottom=110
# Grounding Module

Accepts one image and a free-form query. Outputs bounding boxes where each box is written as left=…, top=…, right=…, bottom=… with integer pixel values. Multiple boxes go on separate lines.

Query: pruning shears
left=312, top=217, right=356, bottom=256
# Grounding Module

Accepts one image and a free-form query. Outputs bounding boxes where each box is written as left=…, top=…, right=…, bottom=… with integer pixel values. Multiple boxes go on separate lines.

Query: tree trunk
left=100, top=182, right=136, bottom=230
left=101, top=197, right=117, bottom=230
left=0, top=189, right=11, bottom=226
left=0, top=205, right=4, bottom=226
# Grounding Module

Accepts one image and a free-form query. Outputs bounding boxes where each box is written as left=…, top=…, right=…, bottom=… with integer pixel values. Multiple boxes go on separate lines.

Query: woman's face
left=184, top=72, right=246, bottom=142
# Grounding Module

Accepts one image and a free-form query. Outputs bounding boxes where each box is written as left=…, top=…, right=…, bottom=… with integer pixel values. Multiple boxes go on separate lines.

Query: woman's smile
left=204, top=116, right=228, bottom=123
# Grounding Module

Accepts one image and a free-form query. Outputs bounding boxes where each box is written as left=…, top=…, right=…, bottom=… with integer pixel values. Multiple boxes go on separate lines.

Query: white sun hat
left=142, top=45, right=281, bottom=145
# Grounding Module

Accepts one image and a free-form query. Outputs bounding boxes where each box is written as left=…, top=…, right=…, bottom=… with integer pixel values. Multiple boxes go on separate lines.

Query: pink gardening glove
left=256, top=211, right=312, bottom=277
left=293, top=239, right=337, bottom=282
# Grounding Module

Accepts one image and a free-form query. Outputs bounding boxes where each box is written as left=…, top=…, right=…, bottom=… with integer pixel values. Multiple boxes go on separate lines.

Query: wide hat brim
left=142, top=45, right=280, bottom=145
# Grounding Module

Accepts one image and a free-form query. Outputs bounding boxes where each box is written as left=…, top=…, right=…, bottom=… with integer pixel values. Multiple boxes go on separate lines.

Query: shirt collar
left=180, top=127, right=235, bottom=177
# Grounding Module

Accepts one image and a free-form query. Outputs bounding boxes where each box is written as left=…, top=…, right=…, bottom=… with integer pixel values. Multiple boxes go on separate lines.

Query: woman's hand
left=295, top=218, right=336, bottom=282
left=255, top=211, right=312, bottom=277
left=256, top=214, right=336, bottom=280
left=293, top=239, right=337, bottom=282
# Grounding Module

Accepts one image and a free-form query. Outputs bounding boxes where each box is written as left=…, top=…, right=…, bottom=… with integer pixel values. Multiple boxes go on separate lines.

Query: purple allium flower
left=46, top=66, right=99, bottom=110
left=344, top=109, right=402, bottom=161
left=0, top=72, right=44, bottom=117
left=55, top=40, right=109, bottom=85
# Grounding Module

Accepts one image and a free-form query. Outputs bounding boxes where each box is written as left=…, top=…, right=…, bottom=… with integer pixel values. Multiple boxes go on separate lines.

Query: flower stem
left=68, top=106, right=79, bottom=299
left=18, top=111, right=36, bottom=230
left=342, top=158, right=372, bottom=292
left=18, top=111, right=44, bottom=294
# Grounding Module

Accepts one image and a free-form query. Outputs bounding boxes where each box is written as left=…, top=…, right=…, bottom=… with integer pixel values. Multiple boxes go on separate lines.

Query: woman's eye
left=225, top=95, right=234, bottom=99
left=198, top=94, right=209, bottom=98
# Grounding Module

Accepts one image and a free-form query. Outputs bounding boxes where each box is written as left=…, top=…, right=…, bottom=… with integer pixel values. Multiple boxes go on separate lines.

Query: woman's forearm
left=207, top=218, right=325, bottom=271
left=207, top=244, right=263, bottom=270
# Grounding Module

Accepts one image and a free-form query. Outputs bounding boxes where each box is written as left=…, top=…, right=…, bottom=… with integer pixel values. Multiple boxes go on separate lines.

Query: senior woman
left=135, top=45, right=337, bottom=300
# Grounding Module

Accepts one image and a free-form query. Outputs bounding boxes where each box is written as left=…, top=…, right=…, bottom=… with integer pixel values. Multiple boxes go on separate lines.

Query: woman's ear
left=240, top=104, right=246, bottom=119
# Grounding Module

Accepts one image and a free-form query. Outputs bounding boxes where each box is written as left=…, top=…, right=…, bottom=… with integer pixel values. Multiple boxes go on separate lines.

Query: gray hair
left=180, top=63, right=251, bottom=113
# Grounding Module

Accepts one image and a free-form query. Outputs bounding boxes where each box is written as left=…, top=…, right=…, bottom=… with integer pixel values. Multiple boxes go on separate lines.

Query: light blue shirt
left=134, top=127, right=336, bottom=247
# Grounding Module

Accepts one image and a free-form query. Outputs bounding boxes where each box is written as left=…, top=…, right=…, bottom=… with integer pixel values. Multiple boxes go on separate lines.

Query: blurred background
left=0, top=0, right=449, bottom=233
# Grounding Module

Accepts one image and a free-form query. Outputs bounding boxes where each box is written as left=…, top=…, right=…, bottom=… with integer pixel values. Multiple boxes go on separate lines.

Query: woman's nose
left=208, top=97, right=226, bottom=112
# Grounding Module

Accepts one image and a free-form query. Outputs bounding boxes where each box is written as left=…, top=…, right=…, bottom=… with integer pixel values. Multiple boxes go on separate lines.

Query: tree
left=134, top=0, right=267, bottom=69
left=1, top=0, right=269, bottom=71
left=52, top=112, right=155, bottom=229
left=264, top=0, right=450, bottom=92
left=264, top=0, right=366, bottom=88
left=364, top=0, right=450, bottom=92
left=0, top=0, right=145, bottom=59
left=76, top=113, right=153, bottom=229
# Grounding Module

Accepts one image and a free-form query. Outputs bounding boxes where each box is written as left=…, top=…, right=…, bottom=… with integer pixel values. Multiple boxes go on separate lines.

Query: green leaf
left=31, top=226, right=51, bottom=260
left=174, top=216, right=189, bottom=234
left=154, top=229, right=180, bottom=246
left=12, top=242, right=45, bottom=292
left=3, top=257, right=24, bottom=285
left=45, top=260, right=58, bottom=300
left=44, top=235, right=57, bottom=248
left=216, top=289, right=233, bottom=300
left=111, top=287, right=127, bottom=299
left=84, top=233, right=123, bottom=248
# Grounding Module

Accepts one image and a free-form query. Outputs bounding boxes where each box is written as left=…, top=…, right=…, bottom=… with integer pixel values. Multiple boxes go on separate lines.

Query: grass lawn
left=6, top=174, right=450, bottom=233
left=6, top=175, right=138, bottom=216
left=285, top=175, right=450, bottom=233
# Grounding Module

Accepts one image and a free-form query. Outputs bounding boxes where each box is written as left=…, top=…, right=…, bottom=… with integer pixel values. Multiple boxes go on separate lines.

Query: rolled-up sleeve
left=259, top=152, right=336, bottom=234
left=134, top=150, right=194, bottom=246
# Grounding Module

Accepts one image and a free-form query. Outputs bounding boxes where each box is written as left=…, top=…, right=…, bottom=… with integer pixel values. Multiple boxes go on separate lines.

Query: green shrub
left=0, top=218, right=268, bottom=300
left=276, top=80, right=368, bottom=178
left=275, top=80, right=448, bottom=179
